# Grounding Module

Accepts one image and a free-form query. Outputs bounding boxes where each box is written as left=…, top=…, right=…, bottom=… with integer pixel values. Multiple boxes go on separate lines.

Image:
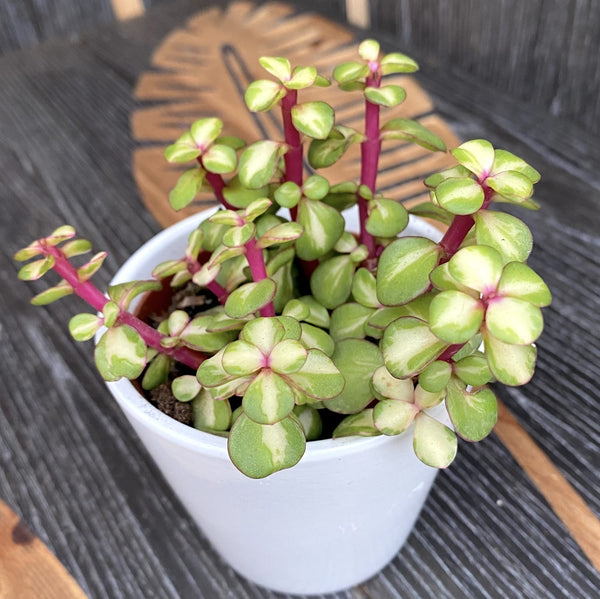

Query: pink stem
left=245, top=239, right=275, bottom=317
left=281, top=90, right=303, bottom=221
left=359, top=72, right=382, bottom=269
left=45, top=245, right=205, bottom=370
left=440, top=184, right=494, bottom=260
left=197, top=158, right=235, bottom=210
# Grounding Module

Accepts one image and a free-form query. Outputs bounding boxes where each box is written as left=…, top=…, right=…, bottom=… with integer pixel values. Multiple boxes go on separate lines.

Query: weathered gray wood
left=0, top=1, right=599, bottom=598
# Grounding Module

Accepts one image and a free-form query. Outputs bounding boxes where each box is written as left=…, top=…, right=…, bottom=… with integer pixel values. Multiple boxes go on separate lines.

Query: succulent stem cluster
left=16, top=40, right=550, bottom=478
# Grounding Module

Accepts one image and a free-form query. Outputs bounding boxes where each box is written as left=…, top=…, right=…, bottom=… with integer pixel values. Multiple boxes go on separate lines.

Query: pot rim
left=106, top=208, right=443, bottom=464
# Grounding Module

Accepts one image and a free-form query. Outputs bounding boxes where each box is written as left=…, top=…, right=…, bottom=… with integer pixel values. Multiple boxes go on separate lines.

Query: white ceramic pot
left=105, top=210, right=444, bottom=595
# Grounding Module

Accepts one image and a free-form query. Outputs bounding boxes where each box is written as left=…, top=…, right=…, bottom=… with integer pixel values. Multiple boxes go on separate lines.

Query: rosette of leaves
left=197, top=317, right=344, bottom=478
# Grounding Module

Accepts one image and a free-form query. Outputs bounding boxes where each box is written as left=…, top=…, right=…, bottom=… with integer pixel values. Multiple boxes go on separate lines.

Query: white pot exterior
left=105, top=210, right=444, bottom=595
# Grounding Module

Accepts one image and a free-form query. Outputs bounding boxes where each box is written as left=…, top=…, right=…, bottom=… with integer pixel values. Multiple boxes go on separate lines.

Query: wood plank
left=0, top=500, right=88, bottom=599
left=111, top=0, right=145, bottom=20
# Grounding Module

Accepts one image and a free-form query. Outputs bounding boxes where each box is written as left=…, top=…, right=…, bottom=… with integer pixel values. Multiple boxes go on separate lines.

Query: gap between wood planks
left=111, top=0, right=145, bottom=21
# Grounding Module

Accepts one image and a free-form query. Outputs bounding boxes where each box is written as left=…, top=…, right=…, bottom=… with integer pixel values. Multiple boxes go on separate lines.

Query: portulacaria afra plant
left=16, top=40, right=551, bottom=478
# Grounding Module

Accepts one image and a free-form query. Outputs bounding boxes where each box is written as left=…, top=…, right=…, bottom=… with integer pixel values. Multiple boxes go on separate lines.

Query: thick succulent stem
left=244, top=239, right=275, bottom=317
left=440, top=184, right=494, bottom=259
left=281, top=90, right=303, bottom=220
left=199, top=160, right=235, bottom=211
left=359, top=73, right=382, bottom=268
left=44, top=245, right=205, bottom=370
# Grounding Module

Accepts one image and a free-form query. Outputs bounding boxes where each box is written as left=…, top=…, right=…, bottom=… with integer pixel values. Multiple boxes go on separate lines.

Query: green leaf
left=358, top=39, right=380, bottom=61
left=245, top=79, right=286, bottom=112
left=190, top=118, right=222, bottom=148
left=380, top=118, right=446, bottom=152
left=446, top=382, right=497, bottom=442
left=164, top=132, right=201, bottom=163
left=152, top=259, right=186, bottom=279
left=202, top=144, right=238, bottom=174
left=429, top=290, right=484, bottom=344
left=414, top=384, right=444, bottom=409
left=382, top=317, right=448, bottom=378
left=486, top=170, right=534, bottom=203
left=374, top=399, right=418, bottom=435
left=451, top=139, right=495, bottom=178
left=286, top=349, right=345, bottom=400
left=327, top=339, right=382, bottom=413
left=14, top=241, right=43, bottom=261
left=222, top=175, right=270, bottom=209
left=224, top=278, right=276, bottom=318
left=333, top=410, right=380, bottom=438
left=222, top=340, right=264, bottom=376
left=285, top=65, right=317, bottom=89
left=454, top=353, right=492, bottom=387
left=240, top=316, right=286, bottom=353
left=448, top=245, right=504, bottom=293
left=303, top=174, right=330, bottom=201
left=486, top=296, right=544, bottom=345
left=419, top=361, right=452, bottom=393
left=491, top=149, right=540, bottom=183
left=308, top=126, right=362, bottom=169
left=376, top=237, right=441, bottom=306
left=274, top=181, right=301, bottom=208
left=192, top=392, right=231, bottom=431
left=296, top=199, right=345, bottom=260
left=483, top=330, right=537, bottom=386
left=299, top=323, right=335, bottom=356
left=169, top=169, right=205, bottom=210
left=474, top=210, right=532, bottom=263
left=18, top=256, right=55, bottom=281
left=291, top=101, right=334, bottom=139
left=228, top=413, right=305, bottom=478
left=434, top=177, right=484, bottom=215
left=413, top=413, right=457, bottom=468
left=69, top=313, right=102, bottom=341
left=31, top=281, right=73, bottom=305
left=258, top=56, right=291, bottom=81
left=94, top=325, right=147, bottom=382
left=107, top=280, right=162, bottom=310
left=333, top=61, right=370, bottom=83
left=244, top=198, right=272, bottom=222
left=365, top=85, right=406, bottom=107
left=172, top=375, right=202, bottom=402
left=77, top=252, right=108, bottom=282
left=293, top=405, right=322, bottom=440
left=180, top=314, right=238, bottom=352
left=238, top=140, right=286, bottom=189
left=329, top=303, right=373, bottom=341
left=222, top=223, right=256, bottom=248
left=61, top=238, right=92, bottom=258
left=215, top=135, right=246, bottom=151
left=371, top=365, right=414, bottom=401
left=380, top=52, right=419, bottom=74
left=366, top=199, right=409, bottom=237
left=496, top=262, right=552, bottom=307
left=269, top=339, right=308, bottom=374
left=243, top=370, right=295, bottom=424
left=196, top=348, right=233, bottom=387
left=257, top=221, right=303, bottom=248
left=141, top=354, right=171, bottom=390
left=352, top=268, right=379, bottom=308
left=102, top=301, right=120, bottom=328
left=310, top=255, right=354, bottom=309
left=424, top=165, right=472, bottom=188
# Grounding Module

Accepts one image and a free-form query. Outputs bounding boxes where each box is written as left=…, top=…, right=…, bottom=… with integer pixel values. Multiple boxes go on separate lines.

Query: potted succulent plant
left=15, top=39, right=550, bottom=594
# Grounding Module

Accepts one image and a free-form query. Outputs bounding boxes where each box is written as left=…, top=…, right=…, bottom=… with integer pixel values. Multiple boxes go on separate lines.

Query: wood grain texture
left=0, top=500, right=88, bottom=599
left=131, top=1, right=460, bottom=227
left=0, top=1, right=599, bottom=597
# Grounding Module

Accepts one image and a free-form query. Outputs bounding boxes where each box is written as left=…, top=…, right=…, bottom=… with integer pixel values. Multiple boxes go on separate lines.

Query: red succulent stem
left=281, top=89, right=303, bottom=221
left=244, top=239, right=275, bottom=317
left=44, top=245, right=205, bottom=370
left=359, top=71, right=382, bottom=269
left=197, top=158, right=235, bottom=210
left=438, top=344, right=465, bottom=363
left=440, top=183, right=494, bottom=260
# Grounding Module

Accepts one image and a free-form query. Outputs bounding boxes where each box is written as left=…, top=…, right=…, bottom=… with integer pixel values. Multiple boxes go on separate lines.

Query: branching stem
left=281, top=90, right=303, bottom=221
left=44, top=245, right=205, bottom=369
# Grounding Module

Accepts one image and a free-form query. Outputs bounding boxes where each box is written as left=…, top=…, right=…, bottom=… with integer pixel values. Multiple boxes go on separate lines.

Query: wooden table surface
left=1, top=1, right=599, bottom=598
